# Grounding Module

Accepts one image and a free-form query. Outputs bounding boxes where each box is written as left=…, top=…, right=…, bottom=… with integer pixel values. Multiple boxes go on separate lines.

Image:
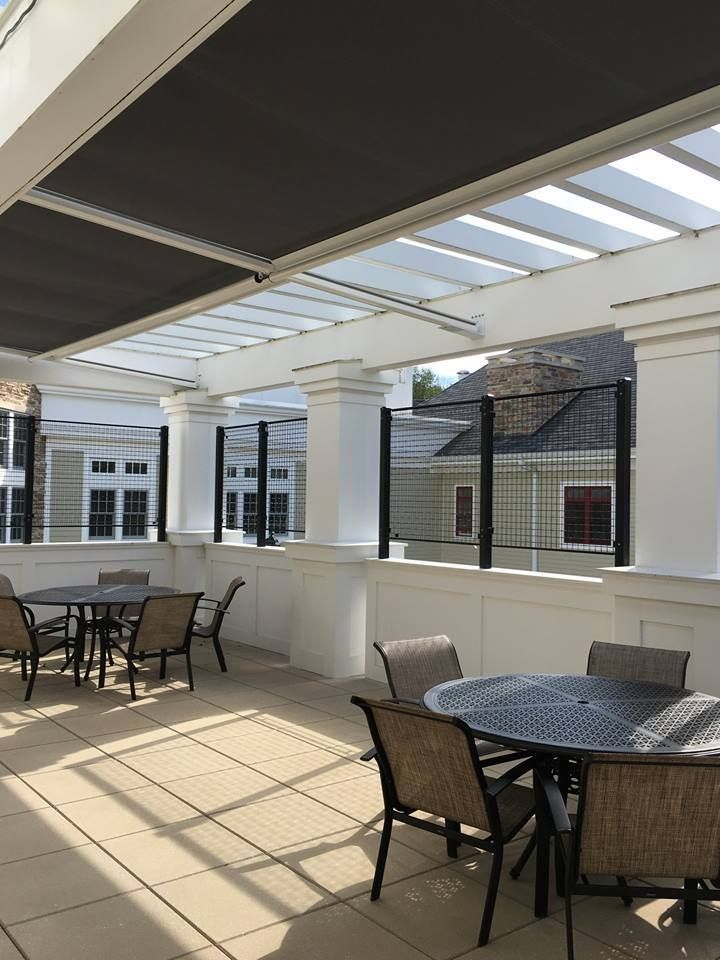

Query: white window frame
left=453, top=483, right=475, bottom=540
left=559, top=480, right=615, bottom=552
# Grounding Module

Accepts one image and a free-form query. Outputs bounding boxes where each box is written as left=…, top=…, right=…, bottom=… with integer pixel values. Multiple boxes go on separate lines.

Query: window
left=270, top=467, right=289, bottom=480
left=0, top=416, right=8, bottom=468
left=91, top=460, right=115, bottom=474
left=563, top=485, right=612, bottom=546
left=455, top=486, right=473, bottom=537
left=226, top=491, right=238, bottom=530
left=89, top=489, right=115, bottom=539
left=243, top=492, right=258, bottom=533
left=12, top=417, right=27, bottom=469
left=122, top=490, right=148, bottom=538
left=124, top=461, right=148, bottom=475
left=10, top=488, right=24, bottom=543
left=244, top=466, right=257, bottom=479
left=0, top=486, right=7, bottom=544
left=225, top=466, right=238, bottom=479
left=269, top=492, right=289, bottom=534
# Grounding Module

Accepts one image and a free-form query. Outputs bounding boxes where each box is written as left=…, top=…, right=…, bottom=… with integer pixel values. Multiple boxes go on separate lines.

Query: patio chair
left=539, top=753, right=720, bottom=960
left=100, top=592, right=202, bottom=700
left=191, top=576, right=245, bottom=671
left=0, top=596, right=79, bottom=699
left=587, top=640, right=690, bottom=688
left=352, top=696, right=535, bottom=947
left=82, top=569, right=151, bottom=680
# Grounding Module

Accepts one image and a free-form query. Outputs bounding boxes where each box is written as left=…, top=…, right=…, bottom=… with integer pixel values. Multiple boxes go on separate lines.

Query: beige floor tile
left=0, top=807, right=87, bottom=864
left=324, top=677, right=391, bottom=697
left=185, top=716, right=255, bottom=742
left=24, top=757, right=151, bottom=804
left=349, top=865, right=536, bottom=960
left=55, top=706, right=158, bottom=738
left=102, top=816, right=259, bottom=883
left=230, top=645, right=289, bottom=666
left=9, top=888, right=209, bottom=960
left=570, top=894, right=720, bottom=960
left=275, top=826, right=437, bottom=899
left=0, top=718, right=77, bottom=750
left=89, top=726, right=191, bottom=757
left=120, top=743, right=239, bottom=783
left=322, top=737, right=376, bottom=761
left=306, top=775, right=385, bottom=824
left=0, top=706, right=45, bottom=727
left=0, top=738, right=106, bottom=775
left=240, top=666, right=321, bottom=688
left=130, top=695, right=219, bottom=724
left=0, top=844, right=141, bottom=924
left=59, top=784, right=197, bottom=840
left=223, top=902, right=430, bottom=960
left=259, top=680, right=340, bottom=702
left=27, top=689, right=118, bottom=718
left=251, top=748, right=375, bottom=792
left=155, top=855, right=333, bottom=941
left=0, top=774, right=48, bottom=816
left=251, top=702, right=337, bottom=729
left=215, top=792, right=357, bottom=851
left=163, top=765, right=292, bottom=813
left=0, top=933, right=23, bottom=960
left=174, top=950, right=229, bottom=960
left=303, top=694, right=360, bottom=719
left=457, top=916, right=626, bottom=959
left=209, top=727, right=317, bottom=765
left=290, top=718, right=371, bottom=749
left=370, top=814, right=469, bottom=863
left=195, top=686, right=292, bottom=714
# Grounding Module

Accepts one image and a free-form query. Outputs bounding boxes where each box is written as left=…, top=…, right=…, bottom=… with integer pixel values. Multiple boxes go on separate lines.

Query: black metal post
left=479, top=395, right=495, bottom=569
left=614, top=377, right=632, bottom=566
left=157, top=425, right=169, bottom=542
left=257, top=420, right=268, bottom=547
left=213, top=425, right=225, bottom=544
left=378, top=407, right=391, bottom=558
left=23, top=415, right=36, bottom=545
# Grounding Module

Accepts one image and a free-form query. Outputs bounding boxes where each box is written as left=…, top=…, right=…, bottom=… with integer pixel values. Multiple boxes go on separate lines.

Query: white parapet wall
left=205, top=543, right=293, bottom=655
left=365, top=558, right=612, bottom=682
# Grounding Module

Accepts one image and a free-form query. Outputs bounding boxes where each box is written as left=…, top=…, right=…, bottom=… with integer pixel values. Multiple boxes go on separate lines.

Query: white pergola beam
left=198, top=226, right=720, bottom=396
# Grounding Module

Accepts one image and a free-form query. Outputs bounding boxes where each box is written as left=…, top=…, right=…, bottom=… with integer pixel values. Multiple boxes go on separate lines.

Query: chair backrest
left=0, top=573, right=15, bottom=598
left=98, top=569, right=150, bottom=619
left=575, top=753, right=720, bottom=880
left=131, top=593, right=202, bottom=653
left=587, top=640, right=689, bottom=688
left=208, top=576, right=245, bottom=633
left=0, top=597, right=34, bottom=653
left=353, top=697, right=494, bottom=833
left=374, top=636, right=463, bottom=701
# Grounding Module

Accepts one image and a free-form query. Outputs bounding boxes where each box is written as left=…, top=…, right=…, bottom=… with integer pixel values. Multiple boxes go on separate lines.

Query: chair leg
left=24, top=655, right=39, bottom=701
left=213, top=636, right=228, bottom=672
left=371, top=814, right=393, bottom=901
left=127, top=655, right=137, bottom=701
left=478, top=848, right=503, bottom=946
left=683, top=879, right=698, bottom=924
left=83, top=634, right=96, bottom=682
left=565, top=888, right=575, bottom=960
left=159, top=650, right=167, bottom=680
left=511, top=829, right=536, bottom=879
left=20, top=653, right=27, bottom=681
left=73, top=644, right=81, bottom=687
left=185, top=649, right=194, bottom=691
left=446, top=819, right=461, bottom=858
left=617, top=876, right=633, bottom=907
left=98, top=637, right=107, bottom=689
left=556, top=836, right=567, bottom=897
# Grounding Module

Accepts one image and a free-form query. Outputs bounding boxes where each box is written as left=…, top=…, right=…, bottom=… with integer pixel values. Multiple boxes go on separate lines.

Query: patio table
left=20, top=584, right=178, bottom=682
left=423, top=673, right=720, bottom=916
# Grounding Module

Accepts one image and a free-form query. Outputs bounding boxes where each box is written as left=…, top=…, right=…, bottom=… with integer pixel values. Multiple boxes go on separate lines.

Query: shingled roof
left=420, top=330, right=636, bottom=457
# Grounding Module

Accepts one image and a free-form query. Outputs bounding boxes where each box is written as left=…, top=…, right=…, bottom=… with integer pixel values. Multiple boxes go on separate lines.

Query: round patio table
left=20, top=584, right=178, bottom=682
left=423, top=673, right=720, bottom=917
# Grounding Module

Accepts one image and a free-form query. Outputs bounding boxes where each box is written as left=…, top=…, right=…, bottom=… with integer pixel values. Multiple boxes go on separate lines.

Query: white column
left=285, top=360, right=398, bottom=677
left=160, top=390, right=235, bottom=591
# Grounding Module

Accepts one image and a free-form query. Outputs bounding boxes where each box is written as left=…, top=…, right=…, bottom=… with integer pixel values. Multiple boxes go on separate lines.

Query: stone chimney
left=485, top=347, right=584, bottom=435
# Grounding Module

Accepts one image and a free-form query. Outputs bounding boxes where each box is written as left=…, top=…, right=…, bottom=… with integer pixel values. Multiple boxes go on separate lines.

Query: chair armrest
left=486, top=756, right=535, bottom=797
left=30, top=614, right=79, bottom=633
left=477, top=750, right=532, bottom=768
left=197, top=604, right=229, bottom=616
left=103, top=616, right=136, bottom=634
left=199, top=598, right=222, bottom=606
left=359, top=746, right=378, bottom=762
left=383, top=697, right=422, bottom=707
left=535, top=767, right=572, bottom=835
left=22, top=605, right=35, bottom=627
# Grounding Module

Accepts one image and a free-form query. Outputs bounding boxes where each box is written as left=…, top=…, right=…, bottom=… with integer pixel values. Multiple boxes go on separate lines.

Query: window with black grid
left=243, top=492, right=258, bottom=533
left=266, top=419, right=306, bottom=537
left=10, top=488, right=25, bottom=543
left=122, top=489, right=148, bottom=538
left=89, top=489, right=115, bottom=539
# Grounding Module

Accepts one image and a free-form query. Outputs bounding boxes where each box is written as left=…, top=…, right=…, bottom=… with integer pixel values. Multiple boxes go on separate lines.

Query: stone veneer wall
left=0, top=382, right=45, bottom=541
left=486, top=348, right=584, bottom=435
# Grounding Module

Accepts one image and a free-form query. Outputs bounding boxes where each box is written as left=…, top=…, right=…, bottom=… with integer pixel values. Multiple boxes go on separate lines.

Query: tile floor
left=0, top=640, right=716, bottom=960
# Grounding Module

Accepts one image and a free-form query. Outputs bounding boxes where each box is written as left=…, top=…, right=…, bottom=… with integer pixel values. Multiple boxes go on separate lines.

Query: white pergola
left=3, top=0, right=720, bottom=687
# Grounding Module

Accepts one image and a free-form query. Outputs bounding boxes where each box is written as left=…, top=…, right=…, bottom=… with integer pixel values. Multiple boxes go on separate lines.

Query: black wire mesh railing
left=379, top=380, right=631, bottom=568
left=0, top=411, right=168, bottom=544
left=215, top=419, right=307, bottom=544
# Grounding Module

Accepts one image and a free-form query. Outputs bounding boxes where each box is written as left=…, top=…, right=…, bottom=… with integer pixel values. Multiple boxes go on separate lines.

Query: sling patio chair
left=352, top=696, right=535, bottom=948
left=99, top=592, right=202, bottom=700
left=539, top=753, right=720, bottom=960
left=0, top=596, right=79, bottom=699
left=191, top=576, right=245, bottom=671
left=82, top=568, right=151, bottom=680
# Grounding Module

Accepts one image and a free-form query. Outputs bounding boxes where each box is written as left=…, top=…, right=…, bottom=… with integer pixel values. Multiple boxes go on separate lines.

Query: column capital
left=614, top=284, right=720, bottom=357
left=292, top=359, right=397, bottom=405
left=160, top=389, right=237, bottom=422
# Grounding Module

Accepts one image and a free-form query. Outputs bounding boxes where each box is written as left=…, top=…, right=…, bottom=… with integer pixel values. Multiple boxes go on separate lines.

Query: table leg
left=533, top=765, right=551, bottom=918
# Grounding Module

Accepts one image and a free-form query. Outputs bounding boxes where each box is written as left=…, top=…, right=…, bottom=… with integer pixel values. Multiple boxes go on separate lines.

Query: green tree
left=413, top=366, right=443, bottom=402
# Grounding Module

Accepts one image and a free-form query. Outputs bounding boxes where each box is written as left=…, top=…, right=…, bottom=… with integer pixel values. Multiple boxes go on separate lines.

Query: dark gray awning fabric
left=5, top=0, right=720, bottom=353
left=0, top=204, right=249, bottom=353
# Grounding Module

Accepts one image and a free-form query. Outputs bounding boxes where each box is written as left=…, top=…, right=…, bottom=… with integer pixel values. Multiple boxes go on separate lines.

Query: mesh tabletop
left=19, top=585, right=178, bottom=606
left=423, top=674, right=720, bottom=755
